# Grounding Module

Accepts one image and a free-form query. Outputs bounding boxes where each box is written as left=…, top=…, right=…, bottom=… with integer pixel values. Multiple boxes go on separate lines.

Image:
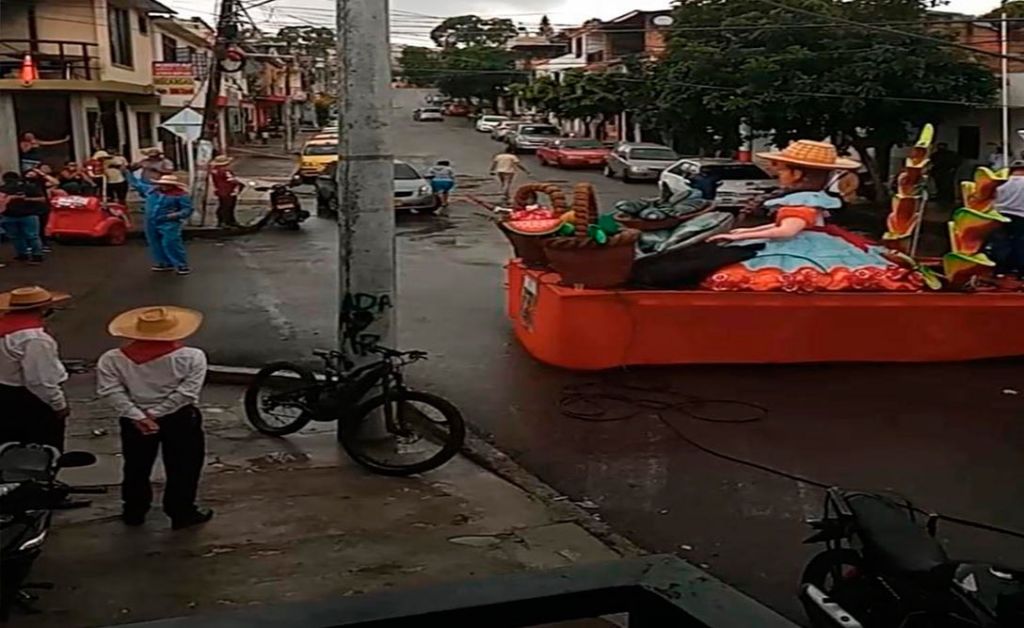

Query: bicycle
left=244, top=345, right=465, bottom=476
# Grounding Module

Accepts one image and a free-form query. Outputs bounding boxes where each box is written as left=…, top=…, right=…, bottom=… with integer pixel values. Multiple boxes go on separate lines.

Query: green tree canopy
left=430, top=15, right=519, bottom=48
left=539, top=15, right=555, bottom=38
left=659, top=0, right=998, bottom=199
left=397, top=46, right=442, bottom=87
left=272, top=26, right=335, bottom=56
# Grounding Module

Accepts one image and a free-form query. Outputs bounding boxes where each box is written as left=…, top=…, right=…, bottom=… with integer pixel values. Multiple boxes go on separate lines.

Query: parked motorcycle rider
left=0, top=286, right=71, bottom=449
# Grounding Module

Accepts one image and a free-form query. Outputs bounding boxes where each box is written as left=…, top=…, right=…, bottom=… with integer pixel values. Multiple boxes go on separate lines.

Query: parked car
left=491, top=121, right=525, bottom=142
left=604, top=143, right=680, bottom=182
left=475, top=115, right=510, bottom=132
left=443, top=102, right=471, bottom=117
left=506, top=124, right=561, bottom=153
left=536, top=138, right=611, bottom=169
left=413, top=107, right=444, bottom=122
left=297, top=137, right=339, bottom=183
left=659, top=159, right=778, bottom=207
left=316, top=160, right=439, bottom=216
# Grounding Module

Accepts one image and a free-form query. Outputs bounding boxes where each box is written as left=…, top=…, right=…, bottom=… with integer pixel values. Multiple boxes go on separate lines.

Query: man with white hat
left=96, top=305, right=212, bottom=530
left=208, top=155, right=242, bottom=228
left=126, top=169, right=194, bottom=275
left=131, top=148, right=175, bottom=184
left=0, top=286, right=71, bottom=449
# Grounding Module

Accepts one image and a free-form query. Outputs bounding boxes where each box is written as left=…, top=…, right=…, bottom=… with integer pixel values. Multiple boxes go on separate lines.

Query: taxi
left=298, top=137, right=338, bottom=183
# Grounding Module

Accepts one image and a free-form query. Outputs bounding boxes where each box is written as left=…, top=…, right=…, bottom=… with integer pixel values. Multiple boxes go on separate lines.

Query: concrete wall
left=94, top=0, right=155, bottom=87
left=0, top=94, right=19, bottom=172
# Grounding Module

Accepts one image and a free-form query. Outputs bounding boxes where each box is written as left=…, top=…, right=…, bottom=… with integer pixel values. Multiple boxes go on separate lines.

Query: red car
left=443, top=102, right=471, bottom=117
left=536, top=138, right=611, bottom=169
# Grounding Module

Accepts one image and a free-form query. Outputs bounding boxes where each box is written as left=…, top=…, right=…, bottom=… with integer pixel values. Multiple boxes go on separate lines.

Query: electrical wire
left=558, top=379, right=1024, bottom=540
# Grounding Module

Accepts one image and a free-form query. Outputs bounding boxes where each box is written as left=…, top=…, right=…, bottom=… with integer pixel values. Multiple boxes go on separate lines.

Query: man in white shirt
left=96, top=305, right=211, bottom=530
left=0, top=286, right=71, bottom=449
left=993, top=160, right=1024, bottom=279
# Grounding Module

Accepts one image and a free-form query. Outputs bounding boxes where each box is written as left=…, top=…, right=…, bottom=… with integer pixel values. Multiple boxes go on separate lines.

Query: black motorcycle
left=253, top=182, right=310, bottom=230
left=0, top=443, right=102, bottom=619
left=800, top=488, right=1024, bottom=628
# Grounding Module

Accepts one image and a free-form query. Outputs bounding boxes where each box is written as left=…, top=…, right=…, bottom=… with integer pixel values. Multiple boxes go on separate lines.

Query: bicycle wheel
left=244, top=362, right=318, bottom=436
left=339, top=390, right=466, bottom=476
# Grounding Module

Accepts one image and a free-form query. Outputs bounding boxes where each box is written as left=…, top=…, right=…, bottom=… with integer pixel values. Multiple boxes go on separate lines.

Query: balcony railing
left=0, top=39, right=100, bottom=81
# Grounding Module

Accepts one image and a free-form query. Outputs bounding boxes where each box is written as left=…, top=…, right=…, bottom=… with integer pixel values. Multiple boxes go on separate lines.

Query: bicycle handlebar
left=311, top=346, right=427, bottom=361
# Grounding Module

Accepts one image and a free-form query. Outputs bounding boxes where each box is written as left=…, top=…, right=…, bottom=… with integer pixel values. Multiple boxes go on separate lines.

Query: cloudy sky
left=165, top=0, right=1004, bottom=45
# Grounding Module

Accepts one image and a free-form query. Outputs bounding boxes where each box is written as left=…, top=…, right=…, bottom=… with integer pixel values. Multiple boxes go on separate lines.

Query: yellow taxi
left=298, top=137, right=338, bottom=183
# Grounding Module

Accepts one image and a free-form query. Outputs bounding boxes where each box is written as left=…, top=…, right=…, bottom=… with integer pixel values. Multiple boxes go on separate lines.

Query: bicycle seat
left=848, top=493, right=949, bottom=575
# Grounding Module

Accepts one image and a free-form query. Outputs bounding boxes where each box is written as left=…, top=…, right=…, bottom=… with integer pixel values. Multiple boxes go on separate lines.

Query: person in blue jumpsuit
left=126, top=170, right=194, bottom=275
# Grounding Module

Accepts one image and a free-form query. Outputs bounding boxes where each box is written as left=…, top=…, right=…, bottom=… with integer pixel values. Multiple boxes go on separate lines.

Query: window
left=629, top=148, right=679, bottom=161
left=393, top=163, right=421, bottom=180
left=138, top=12, right=148, bottom=35
left=162, top=34, right=178, bottom=62
left=108, top=6, right=133, bottom=67
left=137, top=112, right=154, bottom=148
left=303, top=143, right=337, bottom=156
left=185, top=46, right=197, bottom=63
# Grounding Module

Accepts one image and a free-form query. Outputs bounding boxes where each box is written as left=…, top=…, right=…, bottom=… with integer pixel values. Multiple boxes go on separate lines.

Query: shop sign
left=153, top=62, right=196, bottom=95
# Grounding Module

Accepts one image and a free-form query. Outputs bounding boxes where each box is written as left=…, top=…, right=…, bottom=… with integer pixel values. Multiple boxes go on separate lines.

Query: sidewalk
left=15, top=373, right=625, bottom=628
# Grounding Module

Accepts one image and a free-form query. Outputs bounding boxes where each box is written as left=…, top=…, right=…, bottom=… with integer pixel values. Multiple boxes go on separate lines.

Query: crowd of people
left=0, top=286, right=213, bottom=530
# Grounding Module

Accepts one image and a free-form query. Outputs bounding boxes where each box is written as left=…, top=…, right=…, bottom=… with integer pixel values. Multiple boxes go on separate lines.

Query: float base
left=506, top=260, right=1024, bottom=370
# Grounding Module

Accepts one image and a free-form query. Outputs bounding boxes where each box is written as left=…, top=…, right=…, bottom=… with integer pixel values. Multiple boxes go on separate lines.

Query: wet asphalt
left=4, top=88, right=1022, bottom=623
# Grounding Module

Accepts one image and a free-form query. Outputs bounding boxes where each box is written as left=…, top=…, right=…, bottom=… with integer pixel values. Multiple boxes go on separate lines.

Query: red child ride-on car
left=536, top=138, right=611, bottom=169
left=45, top=191, right=131, bottom=245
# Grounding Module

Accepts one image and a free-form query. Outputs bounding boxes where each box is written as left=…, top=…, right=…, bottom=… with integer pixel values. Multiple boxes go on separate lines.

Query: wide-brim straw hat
left=209, top=155, right=233, bottom=167
left=142, top=147, right=163, bottom=156
left=108, top=306, right=203, bottom=341
left=91, top=150, right=112, bottom=160
left=756, top=140, right=860, bottom=171
left=0, top=286, right=71, bottom=312
left=154, top=174, right=188, bottom=188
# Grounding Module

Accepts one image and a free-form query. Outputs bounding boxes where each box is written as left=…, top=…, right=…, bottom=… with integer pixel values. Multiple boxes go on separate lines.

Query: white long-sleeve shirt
left=0, top=329, right=68, bottom=410
left=96, top=347, right=207, bottom=420
left=996, top=176, right=1024, bottom=218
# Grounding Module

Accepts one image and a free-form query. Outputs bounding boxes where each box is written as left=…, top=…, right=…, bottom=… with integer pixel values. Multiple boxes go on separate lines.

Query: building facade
left=0, top=0, right=175, bottom=172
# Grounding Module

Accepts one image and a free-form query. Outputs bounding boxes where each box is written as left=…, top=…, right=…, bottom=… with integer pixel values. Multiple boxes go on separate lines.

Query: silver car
left=315, top=160, right=439, bottom=215
left=491, top=120, right=525, bottom=142
left=507, top=123, right=561, bottom=153
left=604, top=143, right=680, bottom=182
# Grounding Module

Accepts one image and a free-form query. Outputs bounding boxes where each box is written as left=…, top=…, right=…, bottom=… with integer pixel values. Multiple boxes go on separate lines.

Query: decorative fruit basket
left=498, top=182, right=570, bottom=268
left=544, top=183, right=640, bottom=288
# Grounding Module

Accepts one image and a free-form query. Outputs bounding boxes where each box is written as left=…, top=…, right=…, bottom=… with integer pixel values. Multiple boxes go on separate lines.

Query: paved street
left=4, top=88, right=1023, bottom=623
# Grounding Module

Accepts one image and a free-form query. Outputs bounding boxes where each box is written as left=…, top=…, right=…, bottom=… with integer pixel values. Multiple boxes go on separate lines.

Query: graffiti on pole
left=340, top=292, right=393, bottom=355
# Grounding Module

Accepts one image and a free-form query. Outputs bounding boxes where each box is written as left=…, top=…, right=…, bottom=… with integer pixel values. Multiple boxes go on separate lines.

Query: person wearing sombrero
left=126, top=166, right=194, bottom=275
left=208, top=155, right=242, bottom=228
left=704, top=140, right=922, bottom=292
left=0, top=286, right=72, bottom=449
left=96, top=306, right=212, bottom=529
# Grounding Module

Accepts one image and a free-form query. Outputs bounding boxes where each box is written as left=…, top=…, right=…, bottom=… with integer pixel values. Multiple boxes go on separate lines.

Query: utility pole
left=1001, top=1, right=1011, bottom=170
left=196, top=0, right=235, bottom=223
left=335, top=0, right=395, bottom=360
left=284, top=61, right=293, bottom=153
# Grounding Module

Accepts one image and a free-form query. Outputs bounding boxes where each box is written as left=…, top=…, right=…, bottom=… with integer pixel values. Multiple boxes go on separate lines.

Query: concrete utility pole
left=196, top=0, right=235, bottom=223
left=335, top=0, right=396, bottom=358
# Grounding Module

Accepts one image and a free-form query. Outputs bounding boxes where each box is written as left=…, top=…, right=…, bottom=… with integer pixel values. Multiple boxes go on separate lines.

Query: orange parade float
left=498, top=129, right=1024, bottom=370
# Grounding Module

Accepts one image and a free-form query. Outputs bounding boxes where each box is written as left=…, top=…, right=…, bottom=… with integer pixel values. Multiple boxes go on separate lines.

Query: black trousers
left=119, top=406, right=205, bottom=519
left=216, top=196, right=238, bottom=226
left=0, top=384, right=65, bottom=450
left=107, top=181, right=129, bottom=204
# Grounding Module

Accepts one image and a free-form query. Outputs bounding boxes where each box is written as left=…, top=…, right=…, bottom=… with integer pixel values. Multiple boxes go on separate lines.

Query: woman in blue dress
left=704, top=140, right=922, bottom=292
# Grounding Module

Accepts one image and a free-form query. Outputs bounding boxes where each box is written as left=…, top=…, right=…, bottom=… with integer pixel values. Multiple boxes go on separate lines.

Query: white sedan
left=660, top=158, right=777, bottom=207
left=475, top=115, right=509, bottom=132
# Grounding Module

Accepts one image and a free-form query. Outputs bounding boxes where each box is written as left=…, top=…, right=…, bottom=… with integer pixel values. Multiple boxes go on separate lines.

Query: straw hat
left=209, top=155, right=233, bottom=167
left=142, top=147, right=162, bottom=156
left=154, top=174, right=187, bottom=189
left=108, top=306, right=203, bottom=341
left=91, top=150, right=112, bottom=160
left=0, top=286, right=71, bottom=312
left=756, top=140, right=860, bottom=171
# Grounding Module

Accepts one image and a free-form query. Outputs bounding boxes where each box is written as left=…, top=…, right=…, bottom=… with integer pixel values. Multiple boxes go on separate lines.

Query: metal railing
left=0, top=39, right=100, bottom=80
left=115, top=555, right=800, bottom=627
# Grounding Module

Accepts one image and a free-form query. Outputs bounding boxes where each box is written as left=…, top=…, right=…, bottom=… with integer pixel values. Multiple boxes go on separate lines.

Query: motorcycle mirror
left=58, top=451, right=97, bottom=468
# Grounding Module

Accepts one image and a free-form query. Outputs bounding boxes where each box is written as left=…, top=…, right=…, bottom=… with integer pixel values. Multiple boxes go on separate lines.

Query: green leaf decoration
left=558, top=222, right=575, bottom=236
left=587, top=224, right=608, bottom=245
left=596, top=213, right=621, bottom=236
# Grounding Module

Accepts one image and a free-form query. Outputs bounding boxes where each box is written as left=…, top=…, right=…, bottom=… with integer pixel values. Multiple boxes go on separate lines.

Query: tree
left=658, top=0, right=998, bottom=201
left=271, top=26, right=335, bottom=56
left=539, top=15, right=555, bottom=38
left=435, top=46, right=520, bottom=108
left=430, top=15, right=518, bottom=49
left=397, top=46, right=442, bottom=87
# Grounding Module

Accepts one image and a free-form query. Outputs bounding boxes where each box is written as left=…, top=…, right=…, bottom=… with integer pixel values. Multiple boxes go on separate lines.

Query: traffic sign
left=160, top=107, right=203, bottom=143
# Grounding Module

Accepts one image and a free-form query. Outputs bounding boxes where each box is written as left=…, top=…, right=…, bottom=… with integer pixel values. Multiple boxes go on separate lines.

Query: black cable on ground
left=560, top=380, right=1024, bottom=540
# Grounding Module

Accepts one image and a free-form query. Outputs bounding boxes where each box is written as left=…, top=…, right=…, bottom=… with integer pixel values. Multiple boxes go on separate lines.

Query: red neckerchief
left=121, top=340, right=183, bottom=364
left=0, top=312, right=45, bottom=337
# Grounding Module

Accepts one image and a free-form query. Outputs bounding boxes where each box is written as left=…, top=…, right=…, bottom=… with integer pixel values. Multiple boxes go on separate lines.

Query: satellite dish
left=652, top=15, right=674, bottom=27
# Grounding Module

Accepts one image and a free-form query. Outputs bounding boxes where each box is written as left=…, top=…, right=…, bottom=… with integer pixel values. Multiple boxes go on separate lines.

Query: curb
left=126, top=227, right=245, bottom=241
left=202, top=363, right=644, bottom=557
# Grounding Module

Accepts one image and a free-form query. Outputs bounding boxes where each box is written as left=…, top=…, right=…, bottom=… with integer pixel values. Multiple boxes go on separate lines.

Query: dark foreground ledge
left=116, top=555, right=799, bottom=628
